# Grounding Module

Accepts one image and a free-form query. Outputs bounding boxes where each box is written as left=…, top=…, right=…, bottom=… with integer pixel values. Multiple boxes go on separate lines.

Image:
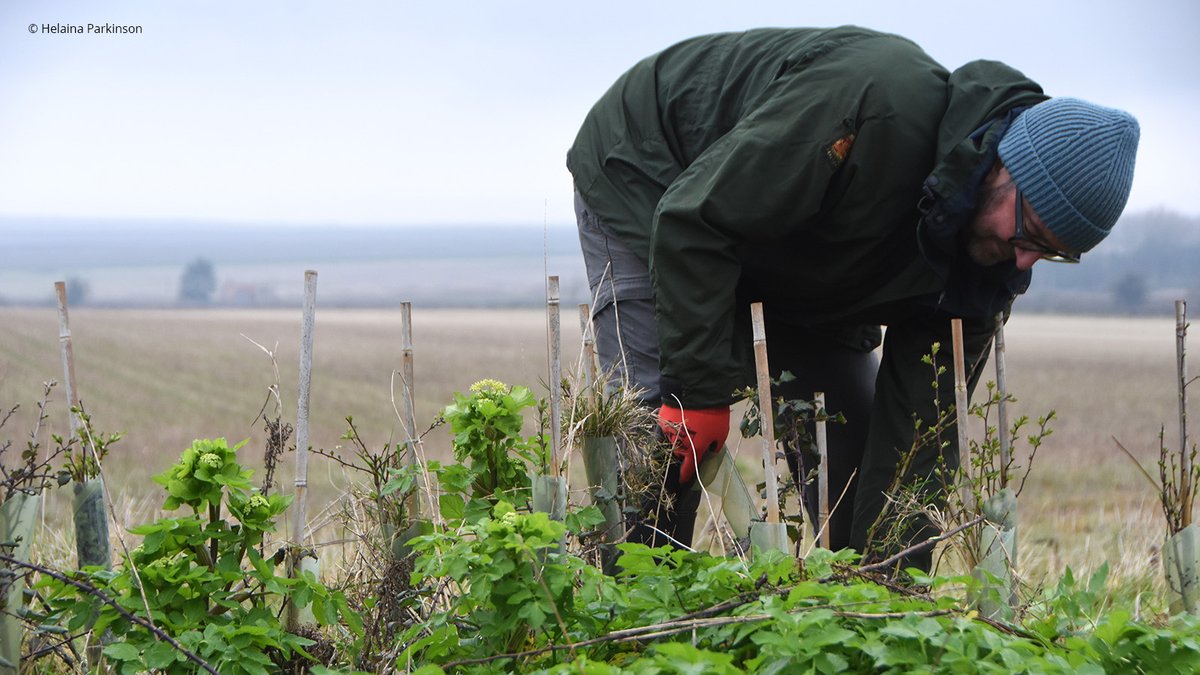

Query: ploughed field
left=0, top=307, right=1185, bottom=594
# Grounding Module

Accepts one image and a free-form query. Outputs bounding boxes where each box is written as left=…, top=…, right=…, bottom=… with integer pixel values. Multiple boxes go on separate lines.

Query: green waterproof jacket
left=567, top=26, right=1049, bottom=551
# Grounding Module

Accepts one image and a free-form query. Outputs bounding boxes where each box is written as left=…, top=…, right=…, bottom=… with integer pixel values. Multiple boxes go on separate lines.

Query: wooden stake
left=750, top=303, right=781, bottom=525
left=400, top=303, right=418, bottom=464
left=994, top=313, right=1010, bottom=487
left=579, top=304, right=596, bottom=390
left=951, top=319, right=970, bottom=474
left=1178, top=300, right=1191, bottom=528
left=547, top=276, right=562, bottom=477
left=292, top=271, right=318, bottom=545
left=815, top=391, right=830, bottom=549
left=399, top=302, right=420, bottom=519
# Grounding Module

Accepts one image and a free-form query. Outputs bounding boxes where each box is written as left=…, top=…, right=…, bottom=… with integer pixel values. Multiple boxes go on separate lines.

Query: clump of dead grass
left=560, top=372, right=663, bottom=509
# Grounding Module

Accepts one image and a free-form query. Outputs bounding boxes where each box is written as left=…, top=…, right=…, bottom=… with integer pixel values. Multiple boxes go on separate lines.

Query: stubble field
left=0, top=306, right=1189, bottom=598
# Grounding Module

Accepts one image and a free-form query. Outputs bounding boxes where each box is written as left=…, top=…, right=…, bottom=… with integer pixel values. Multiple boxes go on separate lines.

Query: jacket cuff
left=660, top=375, right=685, bottom=407
left=659, top=374, right=739, bottom=409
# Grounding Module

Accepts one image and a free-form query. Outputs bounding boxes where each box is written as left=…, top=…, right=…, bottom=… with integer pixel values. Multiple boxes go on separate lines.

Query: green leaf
left=66, top=600, right=95, bottom=632
left=291, top=584, right=313, bottom=609
left=143, top=641, right=179, bottom=669
left=103, top=642, right=142, bottom=662
left=565, top=505, right=606, bottom=533
left=439, top=493, right=465, bottom=520
left=381, top=470, right=415, bottom=496
left=311, top=593, right=336, bottom=625
left=337, top=592, right=364, bottom=635
left=464, top=497, right=494, bottom=523
left=880, top=621, right=921, bottom=640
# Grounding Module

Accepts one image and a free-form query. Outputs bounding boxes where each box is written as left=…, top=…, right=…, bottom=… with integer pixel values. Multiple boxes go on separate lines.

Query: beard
left=965, top=234, right=1010, bottom=267
left=962, top=173, right=1016, bottom=267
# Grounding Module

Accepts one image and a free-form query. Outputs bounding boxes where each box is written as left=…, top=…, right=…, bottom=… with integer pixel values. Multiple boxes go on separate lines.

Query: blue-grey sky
left=1, top=0, right=1197, bottom=226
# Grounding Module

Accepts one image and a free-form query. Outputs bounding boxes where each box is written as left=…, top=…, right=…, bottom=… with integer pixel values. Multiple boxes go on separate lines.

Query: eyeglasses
left=1009, top=189, right=1080, bottom=263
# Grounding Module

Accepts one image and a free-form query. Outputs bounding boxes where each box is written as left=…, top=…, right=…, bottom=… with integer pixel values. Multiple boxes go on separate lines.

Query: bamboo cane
left=292, top=271, right=318, bottom=544
left=52, top=282, right=76, bottom=529
left=1178, top=300, right=1191, bottom=528
left=750, top=303, right=781, bottom=525
left=815, top=391, right=830, bottom=549
left=951, top=319, right=970, bottom=474
left=55, top=282, right=81, bottom=431
left=994, top=313, right=1010, bottom=488
left=547, top=276, right=562, bottom=477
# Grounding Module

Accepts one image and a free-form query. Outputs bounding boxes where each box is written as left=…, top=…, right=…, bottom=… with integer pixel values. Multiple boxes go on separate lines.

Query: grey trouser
left=573, top=191, right=879, bottom=551
left=574, top=190, right=661, bottom=404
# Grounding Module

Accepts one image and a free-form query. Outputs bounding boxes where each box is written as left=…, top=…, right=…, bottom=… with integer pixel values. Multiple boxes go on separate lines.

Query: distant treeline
left=0, top=219, right=591, bottom=308
left=1021, top=209, right=1199, bottom=314
left=0, top=211, right=1195, bottom=313
left=0, top=220, right=583, bottom=268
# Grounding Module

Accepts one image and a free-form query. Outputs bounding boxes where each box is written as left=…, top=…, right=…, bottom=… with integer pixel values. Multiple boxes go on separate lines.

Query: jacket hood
left=916, top=60, right=1048, bottom=317
left=927, top=60, right=1048, bottom=203
left=935, top=61, right=1048, bottom=160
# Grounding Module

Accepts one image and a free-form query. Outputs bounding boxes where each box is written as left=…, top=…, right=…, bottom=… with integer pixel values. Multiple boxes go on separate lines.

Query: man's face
left=965, top=167, right=1073, bottom=271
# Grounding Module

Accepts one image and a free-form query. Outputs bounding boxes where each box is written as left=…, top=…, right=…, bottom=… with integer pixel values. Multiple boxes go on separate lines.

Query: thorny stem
left=0, top=553, right=219, bottom=675
left=25, top=632, right=83, bottom=667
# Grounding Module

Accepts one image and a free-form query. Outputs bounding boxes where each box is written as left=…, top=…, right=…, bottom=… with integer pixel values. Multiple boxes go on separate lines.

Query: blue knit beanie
left=998, top=97, right=1140, bottom=253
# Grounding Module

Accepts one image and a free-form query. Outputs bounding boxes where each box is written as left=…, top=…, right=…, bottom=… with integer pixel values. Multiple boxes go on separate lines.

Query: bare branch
left=1112, top=436, right=1162, bottom=491
left=858, top=515, right=985, bottom=575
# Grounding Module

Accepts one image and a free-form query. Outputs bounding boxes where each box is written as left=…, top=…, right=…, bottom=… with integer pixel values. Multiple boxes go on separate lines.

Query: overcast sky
left=1, top=0, right=1197, bottom=227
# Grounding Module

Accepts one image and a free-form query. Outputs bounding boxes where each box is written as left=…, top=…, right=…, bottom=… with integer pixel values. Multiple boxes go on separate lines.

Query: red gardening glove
left=658, top=404, right=730, bottom=486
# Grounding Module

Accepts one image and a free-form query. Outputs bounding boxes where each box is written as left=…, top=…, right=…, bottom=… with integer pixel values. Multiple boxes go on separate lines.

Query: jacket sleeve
left=650, top=39, right=946, bottom=407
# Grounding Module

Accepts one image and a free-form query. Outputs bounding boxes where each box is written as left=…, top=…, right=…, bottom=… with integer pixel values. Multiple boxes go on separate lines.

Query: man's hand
left=658, top=404, right=730, bottom=485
